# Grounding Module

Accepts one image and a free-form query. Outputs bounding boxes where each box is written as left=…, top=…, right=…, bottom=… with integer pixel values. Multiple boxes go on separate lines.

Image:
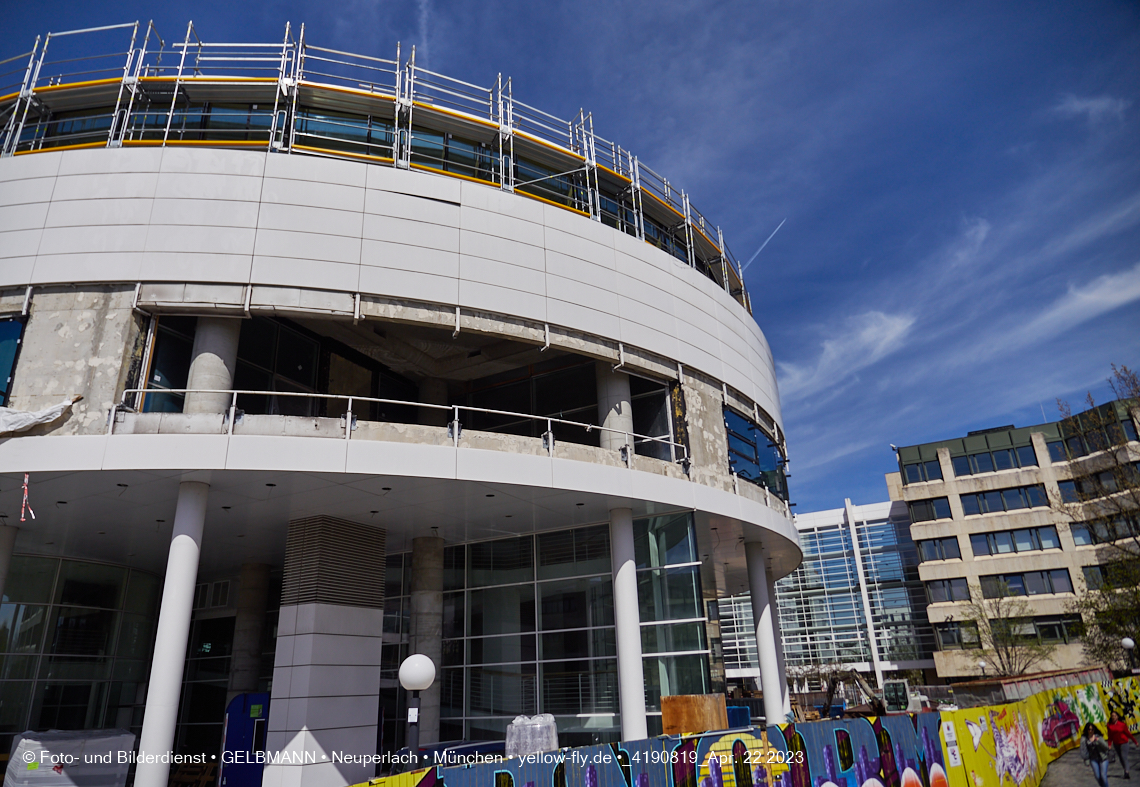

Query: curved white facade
left=0, top=25, right=797, bottom=784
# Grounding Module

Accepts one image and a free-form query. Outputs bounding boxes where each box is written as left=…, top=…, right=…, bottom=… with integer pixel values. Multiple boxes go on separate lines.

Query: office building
left=0, top=21, right=800, bottom=787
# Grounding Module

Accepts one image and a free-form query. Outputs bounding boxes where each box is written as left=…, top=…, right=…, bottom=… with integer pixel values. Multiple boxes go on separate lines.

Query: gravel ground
left=1042, top=746, right=1140, bottom=787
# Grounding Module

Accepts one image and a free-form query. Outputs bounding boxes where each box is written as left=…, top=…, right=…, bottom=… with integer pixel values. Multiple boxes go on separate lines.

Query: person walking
left=1107, top=711, right=1137, bottom=780
left=1083, top=722, right=1114, bottom=787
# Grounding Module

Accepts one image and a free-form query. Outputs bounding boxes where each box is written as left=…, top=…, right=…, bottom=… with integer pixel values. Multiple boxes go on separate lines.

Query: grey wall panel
left=1, top=147, right=784, bottom=429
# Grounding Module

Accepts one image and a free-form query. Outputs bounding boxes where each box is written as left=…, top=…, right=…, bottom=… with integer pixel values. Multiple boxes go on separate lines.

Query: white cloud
left=778, top=311, right=915, bottom=399
left=1013, top=261, right=1140, bottom=346
left=1054, top=94, right=1131, bottom=125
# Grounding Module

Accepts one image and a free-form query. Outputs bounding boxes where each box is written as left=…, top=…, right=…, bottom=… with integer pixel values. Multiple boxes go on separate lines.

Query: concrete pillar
left=183, top=317, right=241, bottom=414
left=136, top=480, right=209, bottom=787
left=765, top=571, right=792, bottom=718
left=408, top=536, right=444, bottom=745
left=227, top=563, right=272, bottom=704
left=745, top=541, right=783, bottom=725
left=610, top=507, right=647, bottom=740
left=0, top=525, right=18, bottom=602
left=418, top=378, right=449, bottom=427
left=596, top=361, right=633, bottom=452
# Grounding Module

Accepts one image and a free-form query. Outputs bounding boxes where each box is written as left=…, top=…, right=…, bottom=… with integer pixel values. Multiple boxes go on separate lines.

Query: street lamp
left=978, top=659, right=987, bottom=678
left=1123, top=638, right=1136, bottom=673
left=399, top=654, right=436, bottom=769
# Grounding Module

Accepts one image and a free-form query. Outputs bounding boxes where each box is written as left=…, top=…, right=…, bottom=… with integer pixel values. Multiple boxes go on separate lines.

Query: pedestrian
left=1108, top=711, right=1137, bottom=780
left=1082, top=722, right=1114, bottom=787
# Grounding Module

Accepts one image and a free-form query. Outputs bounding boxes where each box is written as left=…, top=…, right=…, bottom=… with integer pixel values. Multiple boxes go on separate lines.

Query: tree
left=952, top=580, right=1059, bottom=677
left=1055, top=364, right=1140, bottom=670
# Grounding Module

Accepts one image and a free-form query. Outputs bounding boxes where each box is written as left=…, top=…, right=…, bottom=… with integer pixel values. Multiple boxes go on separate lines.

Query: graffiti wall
left=366, top=678, right=1138, bottom=787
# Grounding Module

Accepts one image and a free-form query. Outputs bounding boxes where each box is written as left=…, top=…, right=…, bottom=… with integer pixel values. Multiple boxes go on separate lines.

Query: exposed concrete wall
left=228, top=562, right=272, bottom=703
left=408, top=536, right=444, bottom=745
left=681, top=371, right=732, bottom=489
left=8, top=286, right=144, bottom=435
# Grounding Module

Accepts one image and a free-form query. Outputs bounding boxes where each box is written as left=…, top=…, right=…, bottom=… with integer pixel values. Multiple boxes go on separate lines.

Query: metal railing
left=110, top=387, right=689, bottom=467
left=0, top=20, right=752, bottom=312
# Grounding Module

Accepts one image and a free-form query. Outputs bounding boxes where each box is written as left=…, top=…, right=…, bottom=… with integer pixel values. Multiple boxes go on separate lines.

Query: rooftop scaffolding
left=0, top=21, right=751, bottom=311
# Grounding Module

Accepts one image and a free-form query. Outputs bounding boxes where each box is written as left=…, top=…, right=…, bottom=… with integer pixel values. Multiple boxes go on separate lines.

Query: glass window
left=1038, top=526, right=1060, bottom=550
left=1012, top=529, right=1036, bottom=552
left=982, top=490, right=1004, bottom=513
left=932, top=498, right=951, bottom=519
left=970, top=533, right=990, bottom=556
left=1002, top=488, right=1026, bottom=511
left=1070, top=524, right=1092, bottom=546
left=0, top=604, right=48, bottom=653
left=641, top=621, right=706, bottom=654
left=538, top=577, right=613, bottom=631
left=465, top=664, right=536, bottom=717
left=993, top=449, right=1015, bottom=471
left=1083, top=566, right=1105, bottom=590
left=1058, top=480, right=1078, bottom=503
left=0, top=318, right=24, bottom=406
left=924, top=460, right=943, bottom=481
left=637, top=567, right=702, bottom=622
left=642, top=654, right=709, bottom=711
left=540, top=629, right=615, bottom=660
left=443, top=546, right=465, bottom=591
left=1046, top=441, right=1067, bottom=462
left=1025, top=485, right=1048, bottom=508
left=1024, top=571, right=1049, bottom=595
left=3, top=557, right=56, bottom=604
left=962, top=494, right=982, bottom=516
left=952, top=456, right=972, bottom=477
left=468, top=634, right=536, bottom=665
left=53, top=563, right=126, bottom=609
left=537, top=526, right=609, bottom=579
left=1049, top=569, right=1072, bottom=594
left=972, top=452, right=995, bottom=473
left=992, top=531, right=1014, bottom=554
left=1005, top=575, right=1026, bottom=595
left=634, top=513, right=696, bottom=568
left=468, top=536, right=534, bottom=587
left=950, top=578, right=970, bottom=601
left=442, top=592, right=464, bottom=639
left=467, top=585, right=535, bottom=636
left=981, top=576, right=1003, bottom=598
left=904, top=464, right=923, bottom=484
left=1016, top=445, right=1038, bottom=467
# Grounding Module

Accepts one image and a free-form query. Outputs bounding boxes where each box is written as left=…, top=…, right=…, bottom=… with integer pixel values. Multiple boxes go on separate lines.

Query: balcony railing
left=0, top=21, right=752, bottom=312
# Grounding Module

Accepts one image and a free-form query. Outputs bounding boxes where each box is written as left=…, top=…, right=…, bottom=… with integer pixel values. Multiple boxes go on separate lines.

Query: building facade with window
left=0, top=21, right=800, bottom=787
left=719, top=499, right=936, bottom=692
left=890, top=399, right=1140, bottom=679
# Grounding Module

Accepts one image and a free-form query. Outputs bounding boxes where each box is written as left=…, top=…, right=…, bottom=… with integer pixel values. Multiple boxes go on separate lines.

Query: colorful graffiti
left=364, top=678, right=1138, bottom=787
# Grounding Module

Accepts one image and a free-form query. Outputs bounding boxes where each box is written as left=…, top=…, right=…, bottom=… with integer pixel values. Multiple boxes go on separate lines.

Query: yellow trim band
left=13, top=141, right=106, bottom=155
left=293, top=144, right=394, bottom=164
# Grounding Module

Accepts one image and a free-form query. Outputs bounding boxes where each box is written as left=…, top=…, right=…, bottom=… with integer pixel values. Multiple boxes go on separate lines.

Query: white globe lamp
left=399, top=654, right=436, bottom=767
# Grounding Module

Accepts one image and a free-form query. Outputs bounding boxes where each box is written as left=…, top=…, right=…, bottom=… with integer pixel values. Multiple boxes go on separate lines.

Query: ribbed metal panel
left=281, top=516, right=386, bottom=608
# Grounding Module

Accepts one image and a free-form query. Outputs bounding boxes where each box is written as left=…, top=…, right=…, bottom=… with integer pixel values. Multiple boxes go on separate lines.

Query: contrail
left=741, top=218, right=786, bottom=273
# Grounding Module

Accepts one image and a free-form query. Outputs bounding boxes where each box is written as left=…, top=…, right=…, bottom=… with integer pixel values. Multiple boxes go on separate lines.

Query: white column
left=183, top=317, right=241, bottom=414
left=745, top=541, right=783, bottom=725
left=610, top=507, right=647, bottom=740
left=845, top=498, right=884, bottom=686
left=0, top=525, right=18, bottom=602
left=136, top=480, right=209, bottom=787
left=765, top=571, right=792, bottom=717
left=596, top=361, right=633, bottom=451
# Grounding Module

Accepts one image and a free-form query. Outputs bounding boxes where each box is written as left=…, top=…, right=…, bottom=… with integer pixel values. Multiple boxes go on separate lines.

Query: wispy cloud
left=1054, top=94, right=1131, bottom=125
left=778, top=311, right=915, bottom=399
left=416, top=0, right=431, bottom=70
left=1013, top=262, right=1140, bottom=346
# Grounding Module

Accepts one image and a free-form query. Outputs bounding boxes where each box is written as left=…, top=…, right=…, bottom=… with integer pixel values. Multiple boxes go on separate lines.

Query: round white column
left=609, top=506, right=647, bottom=740
left=765, top=570, right=792, bottom=716
left=0, top=525, right=19, bottom=601
left=136, top=480, right=209, bottom=787
left=596, top=362, right=633, bottom=452
left=183, top=317, right=241, bottom=414
left=745, top=541, right=783, bottom=725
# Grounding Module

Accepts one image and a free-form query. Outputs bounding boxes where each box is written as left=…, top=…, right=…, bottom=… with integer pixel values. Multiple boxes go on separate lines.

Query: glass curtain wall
left=0, top=557, right=160, bottom=755
left=378, top=511, right=711, bottom=748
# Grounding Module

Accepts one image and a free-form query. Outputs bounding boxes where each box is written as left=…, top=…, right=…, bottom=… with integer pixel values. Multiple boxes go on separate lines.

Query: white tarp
left=0, top=396, right=81, bottom=436
left=4, top=730, right=135, bottom=787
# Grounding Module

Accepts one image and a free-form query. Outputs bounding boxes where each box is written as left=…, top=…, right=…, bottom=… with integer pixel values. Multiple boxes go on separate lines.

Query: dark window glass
left=962, top=494, right=981, bottom=516
left=1083, top=566, right=1105, bottom=590
left=970, top=533, right=990, bottom=556
left=993, top=449, right=1015, bottom=471
left=972, top=452, right=995, bottom=473
left=1066, top=436, right=1086, bottom=458
left=1024, top=571, right=1049, bottom=595
left=1070, top=524, right=1092, bottom=546
left=1122, top=419, right=1138, bottom=442
left=952, top=455, right=972, bottom=477
left=942, top=538, right=961, bottom=559
left=1058, top=480, right=1078, bottom=503
left=1046, top=441, right=1067, bottom=462
left=981, top=576, right=1003, bottom=598
left=1012, top=529, right=1036, bottom=552
left=0, top=319, right=25, bottom=405
left=467, top=585, right=535, bottom=636
left=924, top=460, right=943, bottom=481
left=904, top=464, right=923, bottom=484
left=949, top=578, right=970, bottom=601
left=1005, top=575, right=1026, bottom=595
left=468, top=537, right=534, bottom=587
left=1016, top=445, right=1038, bottom=467
left=1002, top=488, right=1026, bottom=511
left=1049, top=569, right=1072, bottom=594
left=932, top=498, right=951, bottom=519
left=1038, top=526, right=1060, bottom=550
left=982, top=490, right=1004, bottom=513
left=992, top=531, right=1014, bottom=554
left=1025, top=485, right=1048, bottom=508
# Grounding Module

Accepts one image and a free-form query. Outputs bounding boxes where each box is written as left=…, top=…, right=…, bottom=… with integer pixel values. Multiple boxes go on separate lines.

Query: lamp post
left=978, top=659, right=987, bottom=678
left=1123, top=637, right=1136, bottom=673
left=399, top=654, right=436, bottom=769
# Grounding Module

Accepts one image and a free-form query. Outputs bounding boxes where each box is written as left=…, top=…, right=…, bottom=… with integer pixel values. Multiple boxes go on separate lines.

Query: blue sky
left=6, top=1, right=1139, bottom=512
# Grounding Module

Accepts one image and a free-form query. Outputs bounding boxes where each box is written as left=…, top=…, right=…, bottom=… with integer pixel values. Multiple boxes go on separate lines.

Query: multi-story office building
left=720, top=500, right=936, bottom=691
left=890, top=399, right=1139, bottom=679
left=0, top=22, right=800, bottom=787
